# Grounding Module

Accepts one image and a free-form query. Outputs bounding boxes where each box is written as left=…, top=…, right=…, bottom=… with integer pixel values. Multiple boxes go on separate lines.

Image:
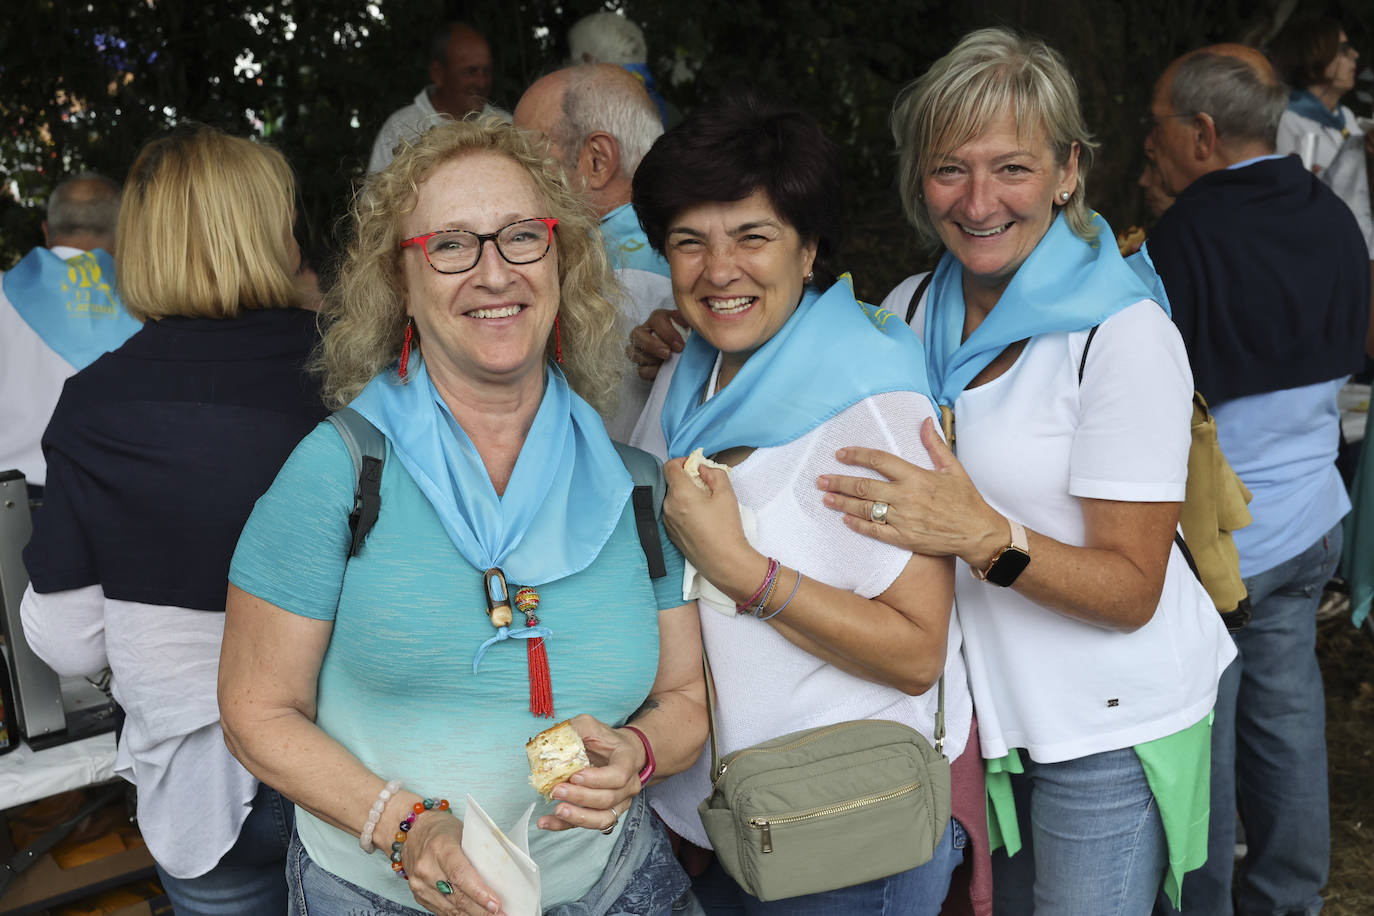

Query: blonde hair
left=317, top=116, right=622, bottom=412
left=891, top=28, right=1099, bottom=246
left=116, top=124, right=300, bottom=320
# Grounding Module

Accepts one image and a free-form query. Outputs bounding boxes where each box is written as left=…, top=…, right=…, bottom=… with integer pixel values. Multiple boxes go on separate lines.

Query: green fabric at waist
left=984, top=711, right=1213, bottom=909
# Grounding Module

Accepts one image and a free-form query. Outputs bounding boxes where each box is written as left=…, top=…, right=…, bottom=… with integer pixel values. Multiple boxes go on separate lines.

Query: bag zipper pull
left=749, top=817, right=772, bottom=853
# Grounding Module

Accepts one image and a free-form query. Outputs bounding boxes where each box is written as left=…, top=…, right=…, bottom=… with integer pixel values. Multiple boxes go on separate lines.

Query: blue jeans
left=155, top=781, right=293, bottom=916
left=992, top=746, right=1167, bottom=916
left=691, top=818, right=965, bottom=915
left=1159, top=523, right=1339, bottom=916
left=288, top=794, right=690, bottom=916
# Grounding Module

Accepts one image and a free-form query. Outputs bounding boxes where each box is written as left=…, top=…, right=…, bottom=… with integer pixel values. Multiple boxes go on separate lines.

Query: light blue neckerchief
left=600, top=203, right=670, bottom=276
left=350, top=361, right=632, bottom=669
left=1126, top=242, right=1172, bottom=315
left=660, top=275, right=934, bottom=458
left=1288, top=88, right=1348, bottom=134
left=3, top=248, right=141, bottom=369
left=923, top=212, right=1163, bottom=408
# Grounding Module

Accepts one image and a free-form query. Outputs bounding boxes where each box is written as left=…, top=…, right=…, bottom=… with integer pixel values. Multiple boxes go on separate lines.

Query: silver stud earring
left=804, top=271, right=814, bottom=284
left=1059, top=191, right=1070, bottom=202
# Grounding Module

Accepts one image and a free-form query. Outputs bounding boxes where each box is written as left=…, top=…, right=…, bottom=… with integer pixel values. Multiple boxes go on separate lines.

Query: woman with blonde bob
left=21, top=124, right=326, bottom=914
left=219, top=118, right=706, bottom=916
left=817, top=29, right=1236, bottom=914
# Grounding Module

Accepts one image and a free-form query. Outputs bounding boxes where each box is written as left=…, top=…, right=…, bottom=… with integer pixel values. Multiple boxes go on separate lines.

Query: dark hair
left=631, top=94, right=844, bottom=289
left=1269, top=17, right=1343, bottom=90
left=428, top=21, right=482, bottom=67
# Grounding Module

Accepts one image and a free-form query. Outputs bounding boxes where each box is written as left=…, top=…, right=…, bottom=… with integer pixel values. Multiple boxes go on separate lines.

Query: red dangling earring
left=554, top=315, right=563, bottom=365
left=398, top=318, right=414, bottom=379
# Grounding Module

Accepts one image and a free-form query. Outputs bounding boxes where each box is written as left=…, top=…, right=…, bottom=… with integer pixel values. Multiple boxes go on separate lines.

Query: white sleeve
left=770, top=390, right=938, bottom=599
left=19, top=583, right=108, bottom=676
left=368, top=110, right=406, bottom=174
left=1068, top=300, right=1192, bottom=502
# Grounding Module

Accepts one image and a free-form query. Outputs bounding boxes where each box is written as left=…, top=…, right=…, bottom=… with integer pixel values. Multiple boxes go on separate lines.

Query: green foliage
left=2, top=0, right=1361, bottom=299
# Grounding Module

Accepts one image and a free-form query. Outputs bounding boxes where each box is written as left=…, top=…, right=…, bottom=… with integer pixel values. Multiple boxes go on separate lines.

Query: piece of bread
left=684, top=447, right=730, bottom=491
left=526, top=720, right=591, bottom=800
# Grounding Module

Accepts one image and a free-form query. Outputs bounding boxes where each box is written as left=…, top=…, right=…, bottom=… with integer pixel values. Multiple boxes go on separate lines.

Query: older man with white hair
left=514, top=63, right=669, bottom=439
left=568, top=11, right=670, bottom=126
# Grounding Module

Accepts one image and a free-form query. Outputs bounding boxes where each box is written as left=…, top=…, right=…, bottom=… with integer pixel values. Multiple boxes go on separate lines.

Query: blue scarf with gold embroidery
left=3, top=247, right=141, bottom=368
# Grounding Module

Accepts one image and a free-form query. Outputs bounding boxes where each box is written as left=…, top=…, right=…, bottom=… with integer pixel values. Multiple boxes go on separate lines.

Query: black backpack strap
left=612, top=441, right=667, bottom=579
left=324, top=408, right=385, bottom=558
left=1077, top=324, right=1100, bottom=383
left=905, top=272, right=935, bottom=325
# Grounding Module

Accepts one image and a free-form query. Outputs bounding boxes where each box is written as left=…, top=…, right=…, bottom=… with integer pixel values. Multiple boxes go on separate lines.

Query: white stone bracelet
left=360, top=779, right=404, bottom=853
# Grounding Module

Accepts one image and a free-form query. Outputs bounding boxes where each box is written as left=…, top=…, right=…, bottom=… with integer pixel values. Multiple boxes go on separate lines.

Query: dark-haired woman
left=628, top=97, right=973, bottom=915
left=1273, top=18, right=1372, bottom=255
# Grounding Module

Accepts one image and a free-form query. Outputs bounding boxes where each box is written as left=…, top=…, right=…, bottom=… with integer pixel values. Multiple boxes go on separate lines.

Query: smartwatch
left=973, top=517, right=1030, bottom=587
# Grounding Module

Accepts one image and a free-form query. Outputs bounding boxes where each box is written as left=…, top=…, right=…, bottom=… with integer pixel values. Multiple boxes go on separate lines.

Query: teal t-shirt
left=229, top=423, right=686, bottom=909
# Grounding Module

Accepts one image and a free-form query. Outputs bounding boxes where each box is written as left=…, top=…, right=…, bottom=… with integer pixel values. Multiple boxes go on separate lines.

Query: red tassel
left=526, top=617, right=554, bottom=718
left=399, top=319, right=414, bottom=379
left=554, top=316, right=563, bottom=365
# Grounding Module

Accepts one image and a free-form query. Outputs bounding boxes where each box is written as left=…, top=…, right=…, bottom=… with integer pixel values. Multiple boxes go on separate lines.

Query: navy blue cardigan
left=1147, top=154, right=1369, bottom=406
left=24, top=307, right=328, bottom=611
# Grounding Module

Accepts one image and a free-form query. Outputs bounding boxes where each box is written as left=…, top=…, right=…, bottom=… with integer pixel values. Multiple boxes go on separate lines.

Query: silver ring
left=601, top=804, right=624, bottom=835
left=870, top=501, right=890, bottom=524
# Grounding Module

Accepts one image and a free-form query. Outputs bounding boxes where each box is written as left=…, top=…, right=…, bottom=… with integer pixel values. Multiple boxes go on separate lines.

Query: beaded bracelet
left=736, top=558, right=779, bottom=615
left=390, top=797, right=450, bottom=879
left=360, top=779, right=404, bottom=853
left=758, top=570, right=802, bottom=621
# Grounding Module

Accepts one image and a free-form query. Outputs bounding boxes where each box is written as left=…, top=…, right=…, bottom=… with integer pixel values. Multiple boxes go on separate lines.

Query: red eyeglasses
left=401, top=218, right=559, bottom=274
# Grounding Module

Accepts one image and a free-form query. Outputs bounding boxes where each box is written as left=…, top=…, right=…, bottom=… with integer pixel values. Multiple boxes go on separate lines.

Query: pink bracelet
left=736, top=558, right=779, bottom=614
left=622, top=725, right=657, bottom=785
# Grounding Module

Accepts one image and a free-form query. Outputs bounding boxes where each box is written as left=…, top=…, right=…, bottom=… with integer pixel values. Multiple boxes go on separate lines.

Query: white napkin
left=461, top=795, right=540, bottom=916
left=682, top=504, right=760, bottom=617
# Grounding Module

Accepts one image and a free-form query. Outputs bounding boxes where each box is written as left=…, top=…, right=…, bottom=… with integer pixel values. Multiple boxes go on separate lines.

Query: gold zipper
left=713, top=722, right=857, bottom=788
left=746, top=780, right=923, bottom=853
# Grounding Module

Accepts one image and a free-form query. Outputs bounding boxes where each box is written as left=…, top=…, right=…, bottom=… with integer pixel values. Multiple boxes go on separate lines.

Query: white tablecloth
left=0, top=733, right=117, bottom=810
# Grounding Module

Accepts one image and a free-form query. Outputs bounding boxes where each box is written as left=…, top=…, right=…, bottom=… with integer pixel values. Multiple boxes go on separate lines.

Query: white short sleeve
left=733, top=390, right=939, bottom=599
left=1069, top=300, right=1192, bottom=502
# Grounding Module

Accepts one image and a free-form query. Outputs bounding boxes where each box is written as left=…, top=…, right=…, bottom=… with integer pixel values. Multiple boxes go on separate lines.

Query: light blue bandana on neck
left=3, top=248, right=141, bottom=369
left=600, top=203, right=670, bottom=276
left=1288, top=88, right=1348, bottom=133
left=351, top=360, right=632, bottom=670
left=660, top=275, right=935, bottom=458
left=923, top=212, right=1163, bottom=408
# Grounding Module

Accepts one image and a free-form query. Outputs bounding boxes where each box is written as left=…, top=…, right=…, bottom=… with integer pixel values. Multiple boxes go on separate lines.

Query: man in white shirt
left=0, top=174, right=138, bottom=494
left=368, top=21, right=511, bottom=174
left=513, top=63, right=671, bottom=440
